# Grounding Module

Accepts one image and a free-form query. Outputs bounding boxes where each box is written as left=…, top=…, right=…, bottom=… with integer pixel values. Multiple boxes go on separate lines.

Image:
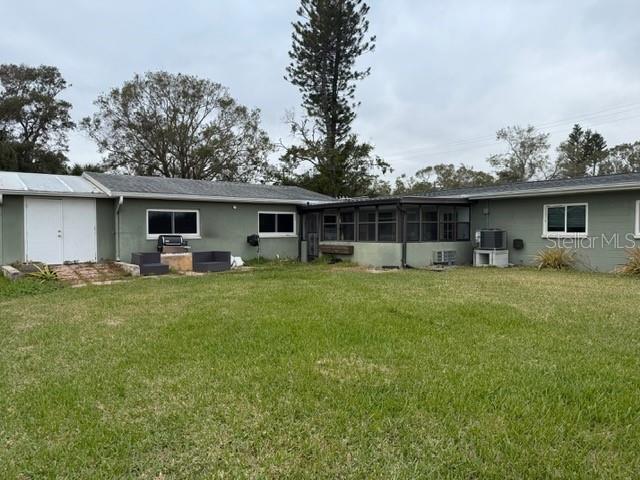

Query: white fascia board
left=467, top=183, right=640, bottom=200
left=0, top=189, right=108, bottom=198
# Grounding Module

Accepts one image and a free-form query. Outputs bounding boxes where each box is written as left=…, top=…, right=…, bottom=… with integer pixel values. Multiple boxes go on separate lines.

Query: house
left=301, top=173, right=640, bottom=272
left=1, top=170, right=640, bottom=272
left=0, top=171, right=329, bottom=266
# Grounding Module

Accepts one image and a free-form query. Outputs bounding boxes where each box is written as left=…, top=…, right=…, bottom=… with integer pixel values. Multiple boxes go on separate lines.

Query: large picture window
left=259, top=212, right=296, bottom=237
left=147, top=209, right=199, bottom=238
left=543, top=203, right=587, bottom=236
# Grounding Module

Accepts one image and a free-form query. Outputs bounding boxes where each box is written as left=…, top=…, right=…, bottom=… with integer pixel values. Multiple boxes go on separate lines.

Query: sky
left=1, top=0, right=640, bottom=181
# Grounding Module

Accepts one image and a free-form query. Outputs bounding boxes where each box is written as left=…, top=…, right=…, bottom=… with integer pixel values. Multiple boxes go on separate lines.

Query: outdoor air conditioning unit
left=475, top=229, right=507, bottom=250
left=433, top=250, right=456, bottom=266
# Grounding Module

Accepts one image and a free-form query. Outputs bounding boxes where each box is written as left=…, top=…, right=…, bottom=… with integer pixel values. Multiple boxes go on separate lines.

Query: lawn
left=1, top=264, right=639, bottom=479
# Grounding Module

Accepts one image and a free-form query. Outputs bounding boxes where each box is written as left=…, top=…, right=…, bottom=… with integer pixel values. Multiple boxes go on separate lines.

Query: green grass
left=0, top=275, right=62, bottom=300
left=1, top=264, right=639, bottom=479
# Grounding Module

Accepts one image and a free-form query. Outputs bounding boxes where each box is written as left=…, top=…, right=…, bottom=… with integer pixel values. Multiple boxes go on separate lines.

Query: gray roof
left=84, top=172, right=331, bottom=203
left=418, top=172, right=640, bottom=199
left=0, top=171, right=104, bottom=196
left=306, top=172, right=640, bottom=209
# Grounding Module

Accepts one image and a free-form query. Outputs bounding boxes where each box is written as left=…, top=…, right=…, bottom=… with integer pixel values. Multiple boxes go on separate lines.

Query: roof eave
left=0, top=189, right=107, bottom=198
left=467, top=183, right=640, bottom=200
left=111, top=191, right=327, bottom=205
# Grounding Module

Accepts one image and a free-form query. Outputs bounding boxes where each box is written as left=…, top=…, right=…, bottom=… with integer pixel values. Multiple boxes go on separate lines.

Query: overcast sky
left=2, top=0, right=639, bottom=180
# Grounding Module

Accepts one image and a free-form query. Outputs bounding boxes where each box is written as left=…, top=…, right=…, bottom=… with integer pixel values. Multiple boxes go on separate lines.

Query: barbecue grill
left=156, top=235, right=190, bottom=253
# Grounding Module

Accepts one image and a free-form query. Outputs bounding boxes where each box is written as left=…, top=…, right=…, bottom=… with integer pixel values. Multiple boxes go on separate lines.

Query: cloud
left=1, top=0, right=639, bottom=178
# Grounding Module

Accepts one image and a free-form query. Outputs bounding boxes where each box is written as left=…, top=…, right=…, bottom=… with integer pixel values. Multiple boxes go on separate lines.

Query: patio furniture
left=192, top=251, right=231, bottom=273
left=131, top=252, right=170, bottom=276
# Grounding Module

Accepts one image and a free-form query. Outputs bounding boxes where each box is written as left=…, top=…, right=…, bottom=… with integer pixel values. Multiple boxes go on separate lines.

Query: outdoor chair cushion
left=192, top=251, right=231, bottom=273
left=131, top=252, right=170, bottom=276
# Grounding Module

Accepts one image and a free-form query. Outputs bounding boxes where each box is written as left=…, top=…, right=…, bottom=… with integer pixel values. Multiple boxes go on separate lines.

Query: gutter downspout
left=115, top=196, right=123, bottom=261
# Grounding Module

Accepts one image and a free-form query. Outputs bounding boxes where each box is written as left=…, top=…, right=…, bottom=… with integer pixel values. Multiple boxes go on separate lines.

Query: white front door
left=25, top=198, right=63, bottom=264
left=25, top=197, right=97, bottom=264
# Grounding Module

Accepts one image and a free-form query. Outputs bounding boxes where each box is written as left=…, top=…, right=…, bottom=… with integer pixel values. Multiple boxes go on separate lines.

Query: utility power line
left=383, top=101, right=640, bottom=160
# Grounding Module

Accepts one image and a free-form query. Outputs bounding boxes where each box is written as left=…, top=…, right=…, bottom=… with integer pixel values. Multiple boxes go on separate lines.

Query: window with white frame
left=147, top=209, right=199, bottom=238
left=635, top=200, right=640, bottom=238
left=543, top=203, right=588, bottom=236
left=259, top=212, right=296, bottom=237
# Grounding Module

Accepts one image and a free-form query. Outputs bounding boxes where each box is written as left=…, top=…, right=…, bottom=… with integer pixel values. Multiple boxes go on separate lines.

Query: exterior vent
left=433, top=250, right=456, bottom=265
left=475, top=229, right=507, bottom=250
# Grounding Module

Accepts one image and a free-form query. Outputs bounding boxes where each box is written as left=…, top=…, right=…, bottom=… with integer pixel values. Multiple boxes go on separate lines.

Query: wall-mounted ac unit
left=433, top=250, right=456, bottom=265
left=475, top=229, right=507, bottom=250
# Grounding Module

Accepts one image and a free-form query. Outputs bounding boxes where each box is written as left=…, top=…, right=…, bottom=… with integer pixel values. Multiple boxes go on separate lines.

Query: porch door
left=305, top=212, right=320, bottom=260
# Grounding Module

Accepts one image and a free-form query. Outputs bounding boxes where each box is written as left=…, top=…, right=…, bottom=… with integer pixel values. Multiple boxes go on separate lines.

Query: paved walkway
left=53, top=262, right=130, bottom=286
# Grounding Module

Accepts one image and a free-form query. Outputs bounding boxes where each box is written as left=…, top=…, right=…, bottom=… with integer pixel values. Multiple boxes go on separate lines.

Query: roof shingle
left=84, top=172, right=331, bottom=202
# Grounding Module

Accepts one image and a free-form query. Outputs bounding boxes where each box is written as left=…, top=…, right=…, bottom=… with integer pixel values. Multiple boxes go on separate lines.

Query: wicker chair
left=131, top=252, right=170, bottom=276
left=192, top=251, right=231, bottom=273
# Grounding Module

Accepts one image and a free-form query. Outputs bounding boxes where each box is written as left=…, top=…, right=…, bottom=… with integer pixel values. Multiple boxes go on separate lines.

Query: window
left=147, top=209, right=199, bottom=238
left=421, top=205, right=438, bottom=241
left=636, top=200, right=640, bottom=238
left=456, top=206, right=471, bottom=241
left=439, top=206, right=456, bottom=241
left=322, top=211, right=337, bottom=240
left=377, top=207, right=397, bottom=242
left=259, top=212, right=296, bottom=237
left=339, top=210, right=355, bottom=241
left=543, top=204, right=587, bottom=236
left=358, top=207, right=377, bottom=241
left=406, top=207, right=420, bottom=242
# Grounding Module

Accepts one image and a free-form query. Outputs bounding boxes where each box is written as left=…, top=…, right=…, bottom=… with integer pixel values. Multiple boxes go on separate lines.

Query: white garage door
left=25, top=198, right=97, bottom=264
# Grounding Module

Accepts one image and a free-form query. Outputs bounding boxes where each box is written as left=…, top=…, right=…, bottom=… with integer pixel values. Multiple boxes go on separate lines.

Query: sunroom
left=301, top=197, right=474, bottom=268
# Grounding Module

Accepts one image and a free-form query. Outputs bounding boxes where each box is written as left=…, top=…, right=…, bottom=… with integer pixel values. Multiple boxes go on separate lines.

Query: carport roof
left=0, top=171, right=105, bottom=196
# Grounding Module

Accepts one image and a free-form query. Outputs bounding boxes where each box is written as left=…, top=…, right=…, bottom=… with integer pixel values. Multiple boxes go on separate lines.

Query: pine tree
left=279, top=0, right=388, bottom=197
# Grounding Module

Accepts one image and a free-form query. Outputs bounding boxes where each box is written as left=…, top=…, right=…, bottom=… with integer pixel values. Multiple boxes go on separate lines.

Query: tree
left=81, top=72, right=273, bottom=182
left=600, top=141, right=640, bottom=174
left=554, top=124, right=608, bottom=178
left=394, top=163, right=495, bottom=194
left=279, top=0, right=388, bottom=197
left=487, top=125, right=550, bottom=182
left=0, top=64, right=74, bottom=173
left=68, top=163, right=106, bottom=176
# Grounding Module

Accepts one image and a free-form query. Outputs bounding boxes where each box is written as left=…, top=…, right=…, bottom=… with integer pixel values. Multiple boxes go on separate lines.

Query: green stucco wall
left=405, top=242, right=473, bottom=267
left=96, top=198, right=116, bottom=261
left=471, top=190, right=640, bottom=272
left=319, top=241, right=403, bottom=267
left=115, top=199, right=300, bottom=262
left=1, top=195, right=24, bottom=265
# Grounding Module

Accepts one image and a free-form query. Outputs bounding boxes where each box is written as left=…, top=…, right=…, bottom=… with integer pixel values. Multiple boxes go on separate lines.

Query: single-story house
left=1, top=170, right=640, bottom=272
left=0, top=171, right=329, bottom=266
left=302, top=173, right=640, bottom=272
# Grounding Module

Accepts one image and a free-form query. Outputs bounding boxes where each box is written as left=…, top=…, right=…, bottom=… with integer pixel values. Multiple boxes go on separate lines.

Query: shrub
left=618, top=247, right=640, bottom=275
left=28, top=264, right=59, bottom=282
left=535, top=247, right=576, bottom=270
